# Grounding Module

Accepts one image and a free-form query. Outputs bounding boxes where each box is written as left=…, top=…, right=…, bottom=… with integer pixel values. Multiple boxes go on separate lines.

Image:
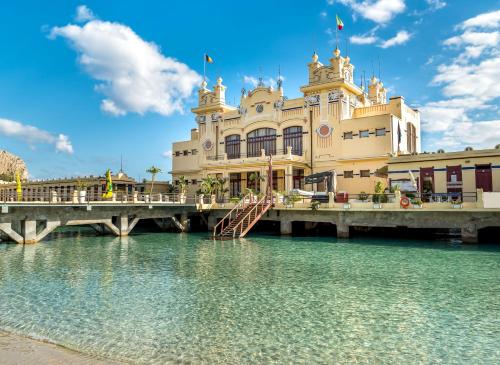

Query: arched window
left=247, top=128, right=276, bottom=157
left=283, top=126, right=303, bottom=155
left=225, top=134, right=241, bottom=159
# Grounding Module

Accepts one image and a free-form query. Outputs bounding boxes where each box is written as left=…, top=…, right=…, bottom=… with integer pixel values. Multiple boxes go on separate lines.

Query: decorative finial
left=334, top=48, right=340, bottom=58
left=312, top=51, right=318, bottom=62
left=201, top=79, right=207, bottom=89
left=217, top=77, right=222, bottom=85
left=345, top=56, right=350, bottom=64
left=257, top=76, right=265, bottom=87
left=371, top=75, right=377, bottom=85
left=241, top=87, right=246, bottom=97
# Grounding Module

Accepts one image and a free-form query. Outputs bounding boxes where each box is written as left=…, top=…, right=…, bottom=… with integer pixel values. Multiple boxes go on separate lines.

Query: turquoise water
left=0, top=232, right=499, bottom=364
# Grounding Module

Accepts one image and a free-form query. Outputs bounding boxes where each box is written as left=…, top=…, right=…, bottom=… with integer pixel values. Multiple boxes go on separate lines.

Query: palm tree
left=215, top=176, right=228, bottom=200
left=248, top=172, right=264, bottom=193
left=146, top=166, right=162, bottom=194
left=201, top=176, right=217, bottom=195
left=178, top=175, right=188, bottom=195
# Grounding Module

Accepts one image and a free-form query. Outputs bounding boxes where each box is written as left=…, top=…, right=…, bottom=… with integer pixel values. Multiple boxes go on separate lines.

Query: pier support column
left=207, top=214, right=217, bottom=231
left=280, top=220, right=292, bottom=235
left=336, top=223, right=350, bottom=238
left=22, top=220, right=37, bottom=244
left=180, top=213, right=190, bottom=232
left=117, top=215, right=129, bottom=236
left=461, top=224, right=478, bottom=244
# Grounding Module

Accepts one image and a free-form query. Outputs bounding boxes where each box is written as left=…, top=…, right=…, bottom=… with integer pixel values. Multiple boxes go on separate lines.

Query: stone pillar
left=476, top=188, right=484, bottom=208
left=117, top=214, right=129, bottom=236
left=133, top=191, right=138, bottom=203
left=207, top=214, right=217, bottom=231
left=50, top=191, right=58, bottom=203
left=336, top=223, right=350, bottom=238
left=23, top=220, right=37, bottom=244
left=72, top=190, right=79, bottom=204
left=461, top=224, right=478, bottom=244
left=180, top=213, right=190, bottom=232
left=328, top=192, right=335, bottom=208
left=284, top=165, right=293, bottom=193
left=280, top=220, right=292, bottom=235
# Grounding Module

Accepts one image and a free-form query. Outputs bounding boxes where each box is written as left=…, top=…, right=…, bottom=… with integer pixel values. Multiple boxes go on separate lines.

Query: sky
left=0, top=0, right=499, bottom=181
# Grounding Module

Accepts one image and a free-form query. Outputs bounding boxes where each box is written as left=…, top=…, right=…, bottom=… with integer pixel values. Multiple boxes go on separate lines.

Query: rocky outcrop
left=0, top=150, right=28, bottom=181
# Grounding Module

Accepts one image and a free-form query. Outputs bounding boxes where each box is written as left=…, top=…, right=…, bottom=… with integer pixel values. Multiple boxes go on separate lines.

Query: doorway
left=475, top=164, right=492, bottom=192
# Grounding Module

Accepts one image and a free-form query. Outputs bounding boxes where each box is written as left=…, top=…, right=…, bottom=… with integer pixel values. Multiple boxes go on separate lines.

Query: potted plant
left=76, top=180, right=88, bottom=203
left=372, top=182, right=386, bottom=208
left=178, top=175, right=188, bottom=203
left=411, top=198, right=423, bottom=208
left=310, top=200, right=321, bottom=210
left=283, top=191, right=301, bottom=208
left=451, top=199, right=462, bottom=209
left=359, top=191, right=369, bottom=202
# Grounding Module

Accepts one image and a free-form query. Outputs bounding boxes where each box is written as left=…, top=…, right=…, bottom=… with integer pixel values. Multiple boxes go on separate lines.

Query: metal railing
left=231, top=195, right=271, bottom=238
left=213, top=194, right=256, bottom=236
left=0, top=191, right=197, bottom=205
left=206, top=148, right=303, bottom=161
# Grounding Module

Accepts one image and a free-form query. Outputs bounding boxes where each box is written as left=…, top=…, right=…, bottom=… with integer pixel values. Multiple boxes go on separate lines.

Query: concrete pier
left=208, top=208, right=500, bottom=243
left=0, top=203, right=197, bottom=244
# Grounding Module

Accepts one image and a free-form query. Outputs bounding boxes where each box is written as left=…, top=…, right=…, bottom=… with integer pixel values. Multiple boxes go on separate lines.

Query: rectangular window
left=191, top=149, right=198, bottom=155
left=174, top=180, right=179, bottom=185
left=191, top=179, right=197, bottom=185
left=375, top=128, right=386, bottom=136
left=183, top=150, right=189, bottom=156
left=343, top=132, right=353, bottom=139
left=175, top=151, right=180, bottom=157
left=360, top=170, right=370, bottom=178
left=344, top=171, right=354, bottom=178
left=359, top=130, right=369, bottom=138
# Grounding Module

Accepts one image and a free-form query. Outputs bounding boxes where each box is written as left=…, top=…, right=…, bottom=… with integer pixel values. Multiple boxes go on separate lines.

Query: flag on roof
left=205, top=54, right=214, bottom=63
left=336, top=15, right=344, bottom=30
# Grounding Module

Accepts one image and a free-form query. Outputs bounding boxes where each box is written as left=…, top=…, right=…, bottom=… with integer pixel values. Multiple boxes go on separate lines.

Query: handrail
left=213, top=194, right=252, bottom=237
left=231, top=195, right=271, bottom=238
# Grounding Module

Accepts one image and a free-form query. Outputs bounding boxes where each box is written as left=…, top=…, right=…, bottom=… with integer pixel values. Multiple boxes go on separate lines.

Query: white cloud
left=320, top=11, right=328, bottom=18
left=338, top=0, right=405, bottom=24
left=0, top=118, right=74, bottom=154
left=425, top=0, right=446, bottom=11
left=243, top=75, right=284, bottom=89
left=379, top=30, right=411, bottom=48
left=350, top=34, right=378, bottom=44
left=50, top=7, right=202, bottom=117
left=162, top=150, right=173, bottom=158
left=421, top=10, right=500, bottom=150
left=75, top=5, right=95, bottom=23
left=55, top=134, right=74, bottom=154
left=460, top=10, right=500, bottom=30
left=440, top=120, right=500, bottom=149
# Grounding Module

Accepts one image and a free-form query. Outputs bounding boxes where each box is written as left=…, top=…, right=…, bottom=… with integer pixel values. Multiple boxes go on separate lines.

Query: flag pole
left=203, top=53, right=206, bottom=81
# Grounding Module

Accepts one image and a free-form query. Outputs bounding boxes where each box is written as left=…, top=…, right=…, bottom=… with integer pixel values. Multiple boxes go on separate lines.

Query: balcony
left=204, top=147, right=305, bottom=165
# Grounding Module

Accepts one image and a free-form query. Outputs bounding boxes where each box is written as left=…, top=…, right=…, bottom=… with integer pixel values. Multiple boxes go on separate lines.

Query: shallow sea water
left=0, top=232, right=499, bottom=364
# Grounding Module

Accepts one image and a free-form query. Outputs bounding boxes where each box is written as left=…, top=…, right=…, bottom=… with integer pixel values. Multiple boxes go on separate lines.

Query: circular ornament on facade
left=202, top=139, right=213, bottom=151
left=256, top=104, right=264, bottom=113
left=316, top=124, right=333, bottom=138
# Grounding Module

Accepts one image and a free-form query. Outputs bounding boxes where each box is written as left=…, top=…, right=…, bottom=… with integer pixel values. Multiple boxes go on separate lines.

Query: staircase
left=213, top=194, right=272, bottom=239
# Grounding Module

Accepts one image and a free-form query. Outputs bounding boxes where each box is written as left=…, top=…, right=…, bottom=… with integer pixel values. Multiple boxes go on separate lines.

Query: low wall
left=484, top=192, right=500, bottom=208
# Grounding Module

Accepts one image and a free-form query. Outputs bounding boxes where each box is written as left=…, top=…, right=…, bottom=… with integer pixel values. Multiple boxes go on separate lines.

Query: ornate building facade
left=172, top=48, right=421, bottom=196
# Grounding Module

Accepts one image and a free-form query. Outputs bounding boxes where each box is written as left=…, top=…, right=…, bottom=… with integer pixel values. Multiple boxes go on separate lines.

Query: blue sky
left=0, top=0, right=499, bottom=181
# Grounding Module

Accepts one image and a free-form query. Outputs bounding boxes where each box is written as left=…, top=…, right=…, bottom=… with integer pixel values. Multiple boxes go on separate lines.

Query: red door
left=475, top=164, right=492, bottom=192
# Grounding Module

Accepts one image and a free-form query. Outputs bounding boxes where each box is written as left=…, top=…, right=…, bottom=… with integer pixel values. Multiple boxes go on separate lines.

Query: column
left=336, top=223, right=350, bottom=238
left=285, top=165, right=293, bottom=193
left=280, top=220, right=292, bottom=235
left=23, top=220, right=37, bottom=244
left=117, top=214, right=129, bottom=236
left=461, top=224, right=478, bottom=244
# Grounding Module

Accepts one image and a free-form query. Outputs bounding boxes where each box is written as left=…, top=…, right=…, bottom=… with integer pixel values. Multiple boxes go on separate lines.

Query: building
left=0, top=171, right=136, bottom=201
left=388, top=147, right=500, bottom=200
left=172, top=47, right=420, bottom=197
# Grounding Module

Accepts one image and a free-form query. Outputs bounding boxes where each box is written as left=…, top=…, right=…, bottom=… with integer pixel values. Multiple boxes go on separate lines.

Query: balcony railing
left=206, top=148, right=303, bottom=161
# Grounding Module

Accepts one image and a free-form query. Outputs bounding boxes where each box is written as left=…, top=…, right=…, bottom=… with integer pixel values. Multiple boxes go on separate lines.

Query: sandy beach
left=0, top=331, right=124, bottom=365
